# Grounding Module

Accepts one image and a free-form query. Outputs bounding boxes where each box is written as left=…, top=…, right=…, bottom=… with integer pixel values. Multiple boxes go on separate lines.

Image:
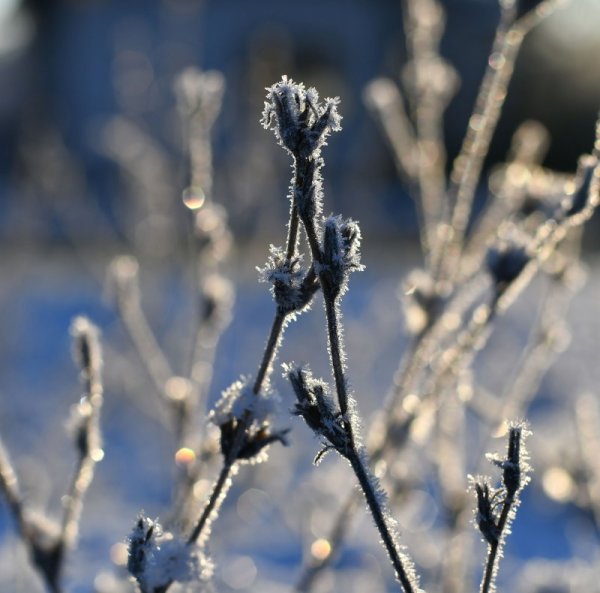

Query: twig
left=474, top=424, right=531, bottom=593
left=0, top=317, right=104, bottom=593
left=437, top=9, right=524, bottom=282
left=187, top=462, right=235, bottom=546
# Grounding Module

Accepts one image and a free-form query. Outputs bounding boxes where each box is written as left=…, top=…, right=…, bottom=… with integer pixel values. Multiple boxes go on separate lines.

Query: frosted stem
left=480, top=495, right=513, bottom=593
left=349, top=451, right=417, bottom=593
left=253, top=312, right=286, bottom=394
left=187, top=462, right=233, bottom=545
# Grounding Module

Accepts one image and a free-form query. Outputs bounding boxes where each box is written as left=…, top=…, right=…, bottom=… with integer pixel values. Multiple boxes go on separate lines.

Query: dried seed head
left=127, top=515, right=213, bottom=592
left=402, top=55, right=458, bottom=107
left=487, top=421, right=532, bottom=498
left=485, top=240, right=530, bottom=295
left=257, top=246, right=318, bottom=315
left=472, top=478, right=501, bottom=546
left=503, top=422, right=532, bottom=496
left=285, top=364, right=349, bottom=459
left=174, top=68, right=225, bottom=125
left=209, top=378, right=288, bottom=464
left=262, top=76, right=342, bottom=159
left=318, top=216, right=364, bottom=299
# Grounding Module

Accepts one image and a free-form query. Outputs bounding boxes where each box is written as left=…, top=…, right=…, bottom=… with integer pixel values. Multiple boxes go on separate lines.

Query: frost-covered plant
left=0, top=317, right=103, bottom=593
left=260, top=76, right=422, bottom=593
left=209, top=377, right=289, bottom=464
left=4, top=3, right=600, bottom=592
left=471, top=423, right=532, bottom=593
left=127, top=515, right=212, bottom=593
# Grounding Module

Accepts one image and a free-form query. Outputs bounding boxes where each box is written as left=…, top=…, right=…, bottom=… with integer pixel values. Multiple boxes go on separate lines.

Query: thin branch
left=187, top=462, right=235, bottom=546
left=437, top=11, right=524, bottom=282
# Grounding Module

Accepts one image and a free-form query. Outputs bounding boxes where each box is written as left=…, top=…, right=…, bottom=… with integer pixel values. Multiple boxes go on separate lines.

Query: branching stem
left=480, top=494, right=514, bottom=593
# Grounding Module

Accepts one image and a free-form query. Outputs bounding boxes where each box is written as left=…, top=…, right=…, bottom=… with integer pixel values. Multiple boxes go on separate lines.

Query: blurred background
left=0, top=0, right=599, bottom=592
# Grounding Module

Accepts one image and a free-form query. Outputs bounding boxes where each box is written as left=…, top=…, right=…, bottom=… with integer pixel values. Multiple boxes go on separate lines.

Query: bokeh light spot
left=311, top=538, right=332, bottom=561
left=542, top=467, right=575, bottom=502
left=182, top=186, right=206, bottom=210
left=175, top=447, right=196, bottom=467
left=110, top=542, right=129, bottom=566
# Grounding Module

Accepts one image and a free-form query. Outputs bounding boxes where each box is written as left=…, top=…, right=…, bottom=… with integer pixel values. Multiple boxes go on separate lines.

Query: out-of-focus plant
left=1, top=0, right=600, bottom=592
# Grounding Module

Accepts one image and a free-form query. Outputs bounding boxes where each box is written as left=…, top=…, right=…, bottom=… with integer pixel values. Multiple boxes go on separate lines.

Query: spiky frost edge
left=353, top=447, right=424, bottom=593
left=209, top=377, right=278, bottom=427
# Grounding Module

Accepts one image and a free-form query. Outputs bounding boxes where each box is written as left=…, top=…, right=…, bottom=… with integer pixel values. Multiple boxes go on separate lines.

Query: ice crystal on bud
left=261, top=76, right=342, bottom=159
left=319, top=216, right=364, bottom=298
left=257, top=246, right=319, bottom=314
left=209, top=378, right=288, bottom=464
left=285, top=364, right=349, bottom=461
left=127, top=515, right=212, bottom=593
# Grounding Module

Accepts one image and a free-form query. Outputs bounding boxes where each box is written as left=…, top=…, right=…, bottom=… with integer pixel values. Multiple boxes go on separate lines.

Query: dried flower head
left=471, top=421, right=532, bottom=593
left=261, top=76, right=342, bottom=159
left=174, top=68, right=225, bottom=125
left=127, top=515, right=213, bottom=593
left=472, top=479, right=501, bottom=546
left=485, top=239, right=530, bottom=295
left=209, top=378, right=288, bottom=464
left=285, top=364, right=349, bottom=462
left=318, top=216, right=364, bottom=299
left=487, top=422, right=532, bottom=497
left=257, top=246, right=319, bottom=315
